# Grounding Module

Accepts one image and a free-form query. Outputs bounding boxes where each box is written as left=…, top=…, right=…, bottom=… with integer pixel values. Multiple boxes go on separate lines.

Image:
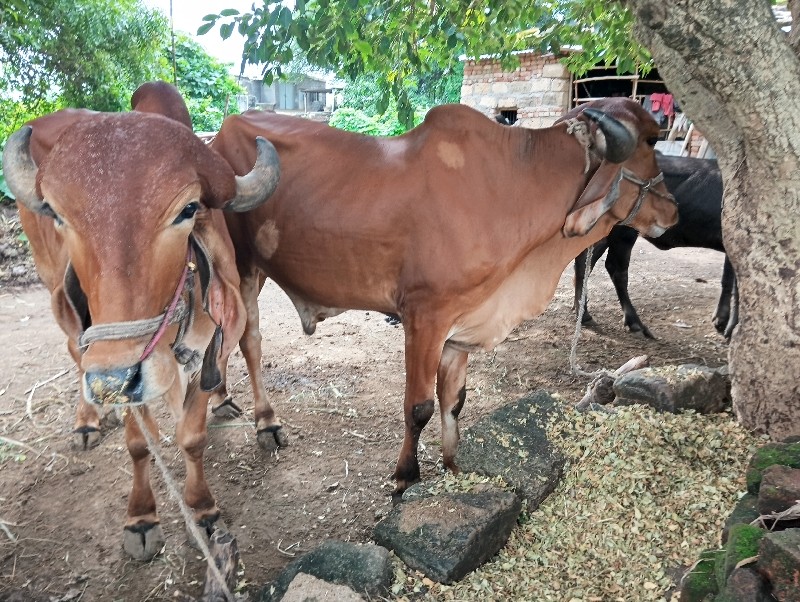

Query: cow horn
left=223, top=136, right=281, bottom=212
left=2, top=126, right=45, bottom=212
left=582, top=108, right=637, bottom=164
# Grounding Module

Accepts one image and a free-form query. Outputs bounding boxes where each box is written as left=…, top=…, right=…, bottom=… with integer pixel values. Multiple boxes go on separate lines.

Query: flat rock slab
left=613, top=364, right=728, bottom=414
left=372, top=486, right=521, bottom=584
left=256, top=541, right=392, bottom=602
left=454, top=389, right=565, bottom=508
left=280, top=573, right=364, bottom=602
left=758, top=528, right=800, bottom=602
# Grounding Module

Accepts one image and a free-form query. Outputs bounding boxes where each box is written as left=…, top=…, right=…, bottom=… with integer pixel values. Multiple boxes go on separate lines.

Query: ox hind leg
left=238, top=269, right=287, bottom=450
left=122, top=405, right=165, bottom=560
left=713, top=256, right=737, bottom=338
left=393, top=314, right=449, bottom=501
left=437, top=343, right=468, bottom=474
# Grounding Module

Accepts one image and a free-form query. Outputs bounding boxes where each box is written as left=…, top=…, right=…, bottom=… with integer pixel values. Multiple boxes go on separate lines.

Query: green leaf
left=219, top=9, right=240, bottom=17
left=220, top=22, right=234, bottom=40
left=201, top=14, right=218, bottom=22
left=196, top=22, right=215, bottom=36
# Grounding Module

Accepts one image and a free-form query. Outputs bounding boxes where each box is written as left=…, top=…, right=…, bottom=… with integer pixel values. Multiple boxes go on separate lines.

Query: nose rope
left=77, top=245, right=195, bottom=357
left=140, top=246, right=194, bottom=362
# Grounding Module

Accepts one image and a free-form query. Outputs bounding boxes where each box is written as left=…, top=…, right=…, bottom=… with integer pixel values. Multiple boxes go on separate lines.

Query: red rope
left=140, top=245, right=193, bottom=362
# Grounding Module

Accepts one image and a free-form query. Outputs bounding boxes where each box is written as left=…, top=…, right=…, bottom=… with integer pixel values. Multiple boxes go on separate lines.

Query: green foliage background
left=0, top=0, right=243, bottom=202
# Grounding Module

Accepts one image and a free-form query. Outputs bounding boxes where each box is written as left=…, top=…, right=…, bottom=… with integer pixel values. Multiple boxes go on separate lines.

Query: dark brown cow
left=3, top=83, right=280, bottom=558
left=211, top=98, right=678, bottom=499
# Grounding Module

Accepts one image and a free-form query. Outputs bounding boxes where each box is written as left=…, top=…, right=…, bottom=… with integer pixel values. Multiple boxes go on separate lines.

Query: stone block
left=542, top=62, right=569, bottom=79
left=716, top=524, right=765, bottom=590
left=718, top=567, right=773, bottom=602
left=613, top=364, right=728, bottom=414
left=256, top=541, right=392, bottom=602
left=530, top=78, right=551, bottom=93
left=455, top=390, right=566, bottom=508
left=758, top=529, right=800, bottom=602
left=746, top=441, right=800, bottom=494
left=478, top=96, right=498, bottom=109
left=281, top=573, right=364, bottom=602
left=372, top=487, right=521, bottom=583
left=723, top=494, right=760, bottom=543
left=757, top=465, right=800, bottom=516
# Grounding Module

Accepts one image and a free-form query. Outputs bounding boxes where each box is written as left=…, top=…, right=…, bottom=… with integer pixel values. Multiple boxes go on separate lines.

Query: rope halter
left=618, top=169, right=676, bottom=226
left=78, top=243, right=198, bottom=366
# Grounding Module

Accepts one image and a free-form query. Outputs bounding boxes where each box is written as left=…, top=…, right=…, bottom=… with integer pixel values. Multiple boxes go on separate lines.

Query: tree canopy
left=0, top=0, right=167, bottom=113
left=202, top=0, right=650, bottom=127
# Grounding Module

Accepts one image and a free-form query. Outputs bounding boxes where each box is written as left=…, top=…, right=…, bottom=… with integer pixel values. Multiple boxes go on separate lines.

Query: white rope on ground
left=569, top=244, right=615, bottom=381
left=130, top=408, right=234, bottom=602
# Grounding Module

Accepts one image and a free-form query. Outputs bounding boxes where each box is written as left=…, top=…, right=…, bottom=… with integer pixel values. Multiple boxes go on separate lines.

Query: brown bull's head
left=559, top=98, right=679, bottom=238
left=2, top=113, right=280, bottom=404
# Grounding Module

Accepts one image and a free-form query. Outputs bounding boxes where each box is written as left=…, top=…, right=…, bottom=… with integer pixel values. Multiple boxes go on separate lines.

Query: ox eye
left=646, top=137, right=659, bottom=147
left=173, top=202, right=200, bottom=225
left=41, top=202, right=64, bottom=226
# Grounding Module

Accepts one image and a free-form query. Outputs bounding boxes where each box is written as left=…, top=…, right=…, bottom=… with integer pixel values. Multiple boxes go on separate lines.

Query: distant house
left=236, top=74, right=343, bottom=118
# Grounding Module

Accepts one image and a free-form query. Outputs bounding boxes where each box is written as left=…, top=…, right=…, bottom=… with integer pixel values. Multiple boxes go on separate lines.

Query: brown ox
left=211, top=98, right=678, bottom=499
left=18, top=82, right=204, bottom=449
left=2, top=83, right=280, bottom=559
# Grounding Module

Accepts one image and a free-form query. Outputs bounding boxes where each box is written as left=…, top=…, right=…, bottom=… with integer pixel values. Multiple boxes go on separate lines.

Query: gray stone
left=454, top=390, right=565, bottom=508
left=757, top=465, right=800, bottom=516
left=717, top=567, right=773, bottom=602
left=614, top=364, right=728, bottom=414
left=758, top=528, right=800, bottom=602
left=372, top=486, right=521, bottom=584
left=256, top=541, right=392, bottom=602
left=280, top=573, right=364, bottom=602
left=723, top=494, right=760, bottom=543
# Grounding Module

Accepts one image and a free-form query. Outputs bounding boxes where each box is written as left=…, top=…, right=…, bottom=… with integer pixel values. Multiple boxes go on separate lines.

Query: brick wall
left=460, top=51, right=571, bottom=128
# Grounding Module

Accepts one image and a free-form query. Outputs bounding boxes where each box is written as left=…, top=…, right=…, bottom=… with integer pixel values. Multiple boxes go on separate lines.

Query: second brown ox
left=212, top=98, right=678, bottom=498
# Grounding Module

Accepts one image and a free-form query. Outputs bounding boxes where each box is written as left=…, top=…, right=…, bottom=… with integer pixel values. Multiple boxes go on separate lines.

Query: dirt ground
left=0, top=205, right=731, bottom=601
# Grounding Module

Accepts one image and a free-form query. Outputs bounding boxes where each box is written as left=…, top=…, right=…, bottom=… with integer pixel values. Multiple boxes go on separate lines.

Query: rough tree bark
left=624, top=0, right=800, bottom=438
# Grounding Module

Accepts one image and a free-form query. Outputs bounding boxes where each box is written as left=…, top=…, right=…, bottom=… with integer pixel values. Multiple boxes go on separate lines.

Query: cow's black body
left=574, top=153, right=738, bottom=338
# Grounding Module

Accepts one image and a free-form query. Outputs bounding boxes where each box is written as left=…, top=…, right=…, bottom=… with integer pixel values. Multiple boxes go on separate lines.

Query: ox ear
left=563, top=160, right=623, bottom=238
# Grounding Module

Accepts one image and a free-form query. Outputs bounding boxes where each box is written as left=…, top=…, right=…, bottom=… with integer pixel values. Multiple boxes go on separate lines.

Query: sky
left=143, top=0, right=263, bottom=75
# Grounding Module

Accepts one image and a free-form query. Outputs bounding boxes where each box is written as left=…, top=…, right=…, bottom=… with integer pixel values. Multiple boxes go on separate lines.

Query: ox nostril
left=85, top=364, right=144, bottom=405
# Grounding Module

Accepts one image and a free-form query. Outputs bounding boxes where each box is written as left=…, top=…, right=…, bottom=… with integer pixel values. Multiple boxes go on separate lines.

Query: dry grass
left=392, top=404, right=761, bottom=601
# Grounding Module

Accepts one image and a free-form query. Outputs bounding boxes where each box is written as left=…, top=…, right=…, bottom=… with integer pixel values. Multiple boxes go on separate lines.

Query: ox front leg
left=122, top=406, right=165, bottom=560
left=178, top=388, right=221, bottom=546
left=437, top=344, right=468, bottom=474
left=68, top=338, right=104, bottom=449
left=239, top=270, right=287, bottom=451
left=392, top=317, right=447, bottom=502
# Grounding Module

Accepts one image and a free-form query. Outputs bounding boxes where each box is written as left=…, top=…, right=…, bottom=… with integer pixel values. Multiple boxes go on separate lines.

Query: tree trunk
left=624, top=0, right=800, bottom=439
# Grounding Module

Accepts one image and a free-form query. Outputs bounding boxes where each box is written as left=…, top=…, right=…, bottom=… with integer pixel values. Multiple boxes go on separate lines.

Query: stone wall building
left=460, top=51, right=572, bottom=129
left=460, top=50, right=713, bottom=158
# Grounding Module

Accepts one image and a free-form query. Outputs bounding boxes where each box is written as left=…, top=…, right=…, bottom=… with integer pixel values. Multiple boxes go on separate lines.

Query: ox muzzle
left=74, top=237, right=222, bottom=407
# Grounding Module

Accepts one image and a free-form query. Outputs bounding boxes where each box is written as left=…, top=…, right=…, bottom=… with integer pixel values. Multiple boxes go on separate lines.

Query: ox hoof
left=100, top=407, right=123, bottom=430
left=211, top=396, right=243, bottom=419
left=627, top=324, right=655, bottom=339
left=187, top=513, right=225, bottom=550
left=123, top=523, right=165, bottom=561
left=72, top=427, right=101, bottom=450
left=257, top=425, right=289, bottom=451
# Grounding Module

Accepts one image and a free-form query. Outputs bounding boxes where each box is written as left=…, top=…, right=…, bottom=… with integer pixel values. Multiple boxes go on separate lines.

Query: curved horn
left=223, top=136, right=281, bottom=212
left=2, top=126, right=45, bottom=212
left=582, top=108, right=637, bottom=164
